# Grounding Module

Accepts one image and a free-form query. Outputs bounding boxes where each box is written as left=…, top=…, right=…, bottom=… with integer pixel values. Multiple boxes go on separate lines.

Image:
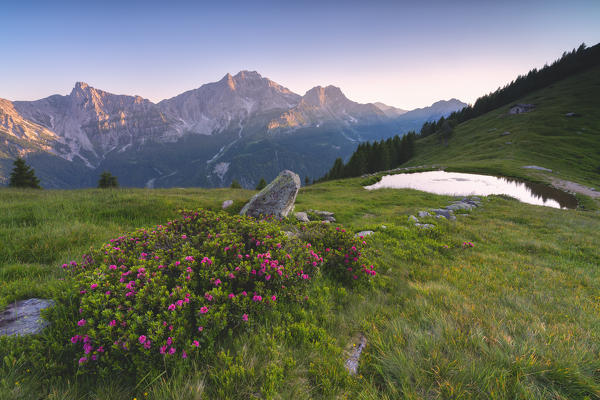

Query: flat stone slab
left=417, top=211, right=431, bottom=218
left=522, top=165, right=552, bottom=172
left=0, top=298, right=54, bottom=336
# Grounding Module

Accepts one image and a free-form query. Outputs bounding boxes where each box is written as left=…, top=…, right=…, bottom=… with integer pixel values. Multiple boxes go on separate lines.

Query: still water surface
left=364, top=171, right=577, bottom=209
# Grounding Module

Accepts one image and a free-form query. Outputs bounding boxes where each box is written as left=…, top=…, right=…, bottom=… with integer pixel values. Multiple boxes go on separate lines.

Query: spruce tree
left=230, top=180, right=242, bottom=189
left=98, top=171, right=119, bottom=188
left=255, top=178, right=267, bottom=190
left=9, top=158, right=41, bottom=188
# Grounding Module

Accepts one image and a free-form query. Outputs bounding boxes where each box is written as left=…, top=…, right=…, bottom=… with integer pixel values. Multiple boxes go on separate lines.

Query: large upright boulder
left=240, top=170, right=301, bottom=218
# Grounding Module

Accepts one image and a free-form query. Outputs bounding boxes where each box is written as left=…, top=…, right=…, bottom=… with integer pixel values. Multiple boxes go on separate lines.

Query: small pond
left=364, top=171, right=577, bottom=209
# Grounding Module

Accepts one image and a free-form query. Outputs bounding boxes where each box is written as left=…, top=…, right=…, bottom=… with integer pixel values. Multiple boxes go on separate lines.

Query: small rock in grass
left=355, top=230, right=374, bottom=238
left=415, top=223, right=435, bottom=229
left=295, top=212, right=310, bottom=223
left=418, top=211, right=431, bottom=218
left=345, top=334, right=367, bottom=375
left=501, top=131, right=511, bottom=136
left=409, top=215, right=419, bottom=223
left=222, top=200, right=234, bottom=209
left=430, top=208, right=454, bottom=219
left=0, top=299, right=54, bottom=337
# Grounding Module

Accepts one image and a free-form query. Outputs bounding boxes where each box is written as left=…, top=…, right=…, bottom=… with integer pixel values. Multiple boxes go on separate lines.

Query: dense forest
left=318, top=132, right=417, bottom=181
left=420, top=43, right=600, bottom=137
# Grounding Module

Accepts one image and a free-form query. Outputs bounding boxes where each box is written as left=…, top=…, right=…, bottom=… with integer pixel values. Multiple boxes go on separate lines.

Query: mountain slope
left=406, top=65, right=600, bottom=189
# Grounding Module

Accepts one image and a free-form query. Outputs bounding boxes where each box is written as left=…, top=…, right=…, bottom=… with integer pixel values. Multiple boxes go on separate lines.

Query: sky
left=1, top=0, right=599, bottom=109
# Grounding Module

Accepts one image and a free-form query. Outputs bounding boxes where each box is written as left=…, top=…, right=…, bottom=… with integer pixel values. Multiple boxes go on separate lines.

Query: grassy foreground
left=1, top=180, right=599, bottom=399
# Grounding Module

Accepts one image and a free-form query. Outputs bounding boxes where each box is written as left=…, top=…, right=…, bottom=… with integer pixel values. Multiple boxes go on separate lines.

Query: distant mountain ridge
left=0, top=71, right=466, bottom=188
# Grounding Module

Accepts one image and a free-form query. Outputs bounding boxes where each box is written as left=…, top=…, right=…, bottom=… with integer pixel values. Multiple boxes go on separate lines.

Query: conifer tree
left=256, top=178, right=267, bottom=190
left=98, top=171, right=119, bottom=188
left=230, top=179, right=242, bottom=189
left=9, top=158, right=41, bottom=188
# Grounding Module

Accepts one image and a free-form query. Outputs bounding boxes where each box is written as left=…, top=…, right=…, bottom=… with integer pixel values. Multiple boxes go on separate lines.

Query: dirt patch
left=551, top=178, right=600, bottom=199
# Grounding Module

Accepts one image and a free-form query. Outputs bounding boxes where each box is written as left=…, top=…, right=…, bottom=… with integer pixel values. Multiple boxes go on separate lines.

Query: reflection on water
left=364, top=171, right=577, bottom=209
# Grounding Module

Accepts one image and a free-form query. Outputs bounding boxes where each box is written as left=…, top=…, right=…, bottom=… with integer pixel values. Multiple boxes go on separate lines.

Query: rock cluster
left=409, top=197, right=482, bottom=229
left=295, top=209, right=336, bottom=223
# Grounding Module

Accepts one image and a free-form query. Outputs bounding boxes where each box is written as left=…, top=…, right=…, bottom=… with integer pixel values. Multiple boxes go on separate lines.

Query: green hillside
left=407, top=65, right=600, bottom=190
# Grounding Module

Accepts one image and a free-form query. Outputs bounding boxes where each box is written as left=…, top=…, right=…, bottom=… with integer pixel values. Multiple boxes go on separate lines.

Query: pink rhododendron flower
left=77, top=319, right=86, bottom=326
left=90, top=283, right=98, bottom=290
left=200, top=306, right=209, bottom=314
left=198, top=326, right=204, bottom=332
left=193, top=340, right=200, bottom=347
left=138, top=335, right=147, bottom=344
left=169, top=347, right=176, bottom=355
left=242, top=314, right=248, bottom=322
left=109, top=320, right=116, bottom=327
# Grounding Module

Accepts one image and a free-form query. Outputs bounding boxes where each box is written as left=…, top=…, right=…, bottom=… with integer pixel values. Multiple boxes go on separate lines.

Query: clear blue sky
left=1, top=0, right=599, bottom=109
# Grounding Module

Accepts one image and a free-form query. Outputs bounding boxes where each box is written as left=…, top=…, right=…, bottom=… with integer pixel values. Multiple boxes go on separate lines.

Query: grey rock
left=446, top=202, right=474, bottom=211
left=509, top=103, right=535, bottom=114
left=417, top=211, right=431, bottom=218
left=505, top=142, right=513, bottom=145
left=565, top=112, right=579, bottom=117
left=415, top=223, right=435, bottom=229
left=0, top=299, right=54, bottom=336
left=430, top=208, right=454, bottom=219
left=307, top=209, right=336, bottom=222
left=240, top=170, right=301, bottom=218
left=501, top=131, right=511, bottom=136
left=221, top=200, right=234, bottom=209
left=345, top=335, right=367, bottom=375
left=355, top=230, right=374, bottom=238
left=295, top=211, right=310, bottom=222
left=409, top=215, right=419, bottom=223
left=381, top=225, right=387, bottom=229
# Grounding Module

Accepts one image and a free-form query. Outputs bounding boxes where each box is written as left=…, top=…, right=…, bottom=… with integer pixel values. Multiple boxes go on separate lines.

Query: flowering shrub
left=61, top=209, right=374, bottom=376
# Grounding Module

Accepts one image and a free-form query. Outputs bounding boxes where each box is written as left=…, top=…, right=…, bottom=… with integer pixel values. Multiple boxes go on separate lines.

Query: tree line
left=420, top=43, right=600, bottom=138
left=318, top=132, right=417, bottom=182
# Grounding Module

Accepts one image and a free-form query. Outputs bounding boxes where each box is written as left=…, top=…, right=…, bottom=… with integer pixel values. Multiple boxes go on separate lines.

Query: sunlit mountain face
left=0, top=71, right=466, bottom=188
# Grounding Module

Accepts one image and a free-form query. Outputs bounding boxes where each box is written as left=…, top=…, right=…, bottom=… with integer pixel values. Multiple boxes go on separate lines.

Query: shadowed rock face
left=0, top=298, right=54, bottom=336
left=240, top=170, right=301, bottom=218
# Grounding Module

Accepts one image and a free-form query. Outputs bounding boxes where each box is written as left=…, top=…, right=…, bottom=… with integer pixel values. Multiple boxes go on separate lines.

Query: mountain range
left=0, top=71, right=466, bottom=188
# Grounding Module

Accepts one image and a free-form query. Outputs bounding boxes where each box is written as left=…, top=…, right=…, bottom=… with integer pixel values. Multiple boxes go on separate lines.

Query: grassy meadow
left=0, top=175, right=599, bottom=399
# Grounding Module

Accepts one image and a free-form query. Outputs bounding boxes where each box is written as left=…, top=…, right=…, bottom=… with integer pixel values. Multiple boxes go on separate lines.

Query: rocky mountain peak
left=302, top=85, right=346, bottom=107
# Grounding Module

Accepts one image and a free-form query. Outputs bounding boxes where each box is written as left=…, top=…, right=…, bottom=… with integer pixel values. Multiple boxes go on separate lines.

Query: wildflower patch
left=61, top=209, right=375, bottom=376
